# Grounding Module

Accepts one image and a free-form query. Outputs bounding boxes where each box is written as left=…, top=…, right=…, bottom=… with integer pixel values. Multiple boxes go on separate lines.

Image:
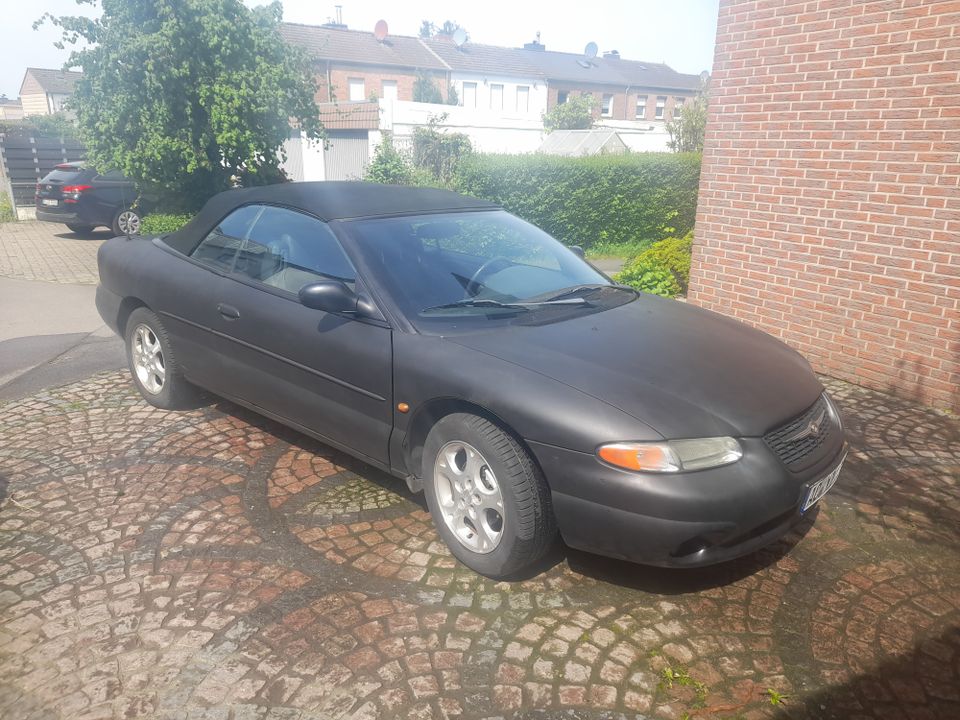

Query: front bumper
left=529, top=433, right=846, bottom=568
left=95, top=284, right=124, bottom=335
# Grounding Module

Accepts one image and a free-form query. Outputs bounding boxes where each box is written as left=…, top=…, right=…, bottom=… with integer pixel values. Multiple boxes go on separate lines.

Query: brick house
left=689, top=0, right=959, bottom=411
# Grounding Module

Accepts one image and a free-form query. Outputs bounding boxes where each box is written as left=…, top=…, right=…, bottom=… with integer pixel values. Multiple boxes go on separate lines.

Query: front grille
left=764, top=394, right=835, bottom=469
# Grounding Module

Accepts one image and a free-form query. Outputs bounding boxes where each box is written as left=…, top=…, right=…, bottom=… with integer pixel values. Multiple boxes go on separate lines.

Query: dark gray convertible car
left=96, top=182, right=846, bottom=577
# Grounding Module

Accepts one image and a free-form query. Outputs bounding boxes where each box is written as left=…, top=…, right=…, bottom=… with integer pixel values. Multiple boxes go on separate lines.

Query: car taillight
left=62, top=184, right=92, bottom=203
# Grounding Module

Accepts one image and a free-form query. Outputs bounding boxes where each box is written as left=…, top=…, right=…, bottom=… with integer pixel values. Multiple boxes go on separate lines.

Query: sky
left=0, top=1, right=720, bottom=100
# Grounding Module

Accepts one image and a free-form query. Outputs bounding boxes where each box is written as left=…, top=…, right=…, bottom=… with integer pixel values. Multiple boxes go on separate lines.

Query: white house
left=19, top=68, right=82, bottom=117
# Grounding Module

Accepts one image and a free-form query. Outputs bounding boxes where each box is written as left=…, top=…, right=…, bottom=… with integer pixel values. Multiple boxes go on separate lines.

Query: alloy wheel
left=132, top=324, right=165, bottom=394
left=433, top=440, right=504, bottom=553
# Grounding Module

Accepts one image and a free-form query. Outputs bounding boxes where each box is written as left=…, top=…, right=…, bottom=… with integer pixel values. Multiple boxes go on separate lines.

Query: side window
left=191, top=205, right=262, bottom=272
left=233, top=206, right=356, bottom=294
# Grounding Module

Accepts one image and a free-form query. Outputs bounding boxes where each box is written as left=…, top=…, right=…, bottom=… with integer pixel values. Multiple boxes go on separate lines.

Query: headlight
left=597, top=437, right=743, bottom=473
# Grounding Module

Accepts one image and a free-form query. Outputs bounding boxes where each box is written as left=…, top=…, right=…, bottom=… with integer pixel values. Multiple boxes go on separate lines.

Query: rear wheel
left=112, top=208, right=142, bottom=236
left=125, top=307, right=197, bottom=409
left=66, top=224, right=95, bottom=234
left=422, top=413, right=557, bottom=578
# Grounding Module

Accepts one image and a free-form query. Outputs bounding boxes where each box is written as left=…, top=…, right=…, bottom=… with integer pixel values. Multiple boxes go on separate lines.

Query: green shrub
left=616, top=256, right=681, bottom=298
left=0, top=191, right=15, bottom=223
left=141, top=213, right=191, bottom=235
left=454, top=152, right=700, bottom=249
left=633, top=232, right=693, bottom=292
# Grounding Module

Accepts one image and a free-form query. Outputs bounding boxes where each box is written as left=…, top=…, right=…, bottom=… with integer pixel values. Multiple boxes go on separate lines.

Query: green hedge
left=141, top=213, right=192, bottom=235
left=0, top=191, right=15, bottom=223
left=454, top=152, right=701, bottom=249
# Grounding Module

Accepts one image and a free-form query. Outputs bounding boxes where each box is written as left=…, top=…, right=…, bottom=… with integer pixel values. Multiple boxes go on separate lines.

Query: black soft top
left=163, top=181, right=499, bottom=254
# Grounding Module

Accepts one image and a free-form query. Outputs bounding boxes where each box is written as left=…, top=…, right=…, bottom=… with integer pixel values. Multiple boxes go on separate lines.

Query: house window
left=348, top=78, right=365, bottom=101
left=601, top=93, right=614, bottom=117
left=655, top=95, right=667, bottom=119
left=462, top=82, right=477, bottom=108
left=636, top=95, right=648, bottom=119
left=490, top=84, right=504, bottom=111
left=381, top=80, right=398, bottom=100
left=557, top=90, right=569, bottom=104
left=516, top=85, right=530, bottom=112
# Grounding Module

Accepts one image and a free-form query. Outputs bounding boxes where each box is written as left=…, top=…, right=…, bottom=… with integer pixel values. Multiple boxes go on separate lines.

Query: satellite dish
left=584, top=41, right=598, bottom=59
left=453, top=27, right=467, bottom=47
left=374, top=19, right=388, bottom=41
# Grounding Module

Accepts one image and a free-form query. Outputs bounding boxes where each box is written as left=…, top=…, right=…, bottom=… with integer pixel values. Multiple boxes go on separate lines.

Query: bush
left=542, top=94, right=595, bottom=132
left=632, top=232, right=693, bottom=292
left=616, top=256, right=681, bottom=298
left=141, top=213, right=191, bottom=235
left=412, top=121, right=472, bottom=185
left=454, top=152, right=700, bottom=249
left=0, top=191, right=15, bottom=223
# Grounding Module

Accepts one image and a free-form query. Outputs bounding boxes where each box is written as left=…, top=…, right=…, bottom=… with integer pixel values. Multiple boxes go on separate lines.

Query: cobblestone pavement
left=0, top=222, right=107, bottom=285
left=0, top=372, right=958, bottom=720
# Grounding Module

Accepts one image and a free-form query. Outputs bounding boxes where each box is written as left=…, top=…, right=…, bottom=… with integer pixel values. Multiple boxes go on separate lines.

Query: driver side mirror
left=569, top=245, right=586, bottom=259
left=299, top=281, right=359, bottom=314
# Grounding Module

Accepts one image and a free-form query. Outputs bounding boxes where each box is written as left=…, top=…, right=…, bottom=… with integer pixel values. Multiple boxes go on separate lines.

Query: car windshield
left=345, top=210, right=618, bottom=325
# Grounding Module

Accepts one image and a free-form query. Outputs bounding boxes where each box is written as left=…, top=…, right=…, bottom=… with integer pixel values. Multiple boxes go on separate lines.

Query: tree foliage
left=666, top=77, right=709, bottom=153
left=411, top=116, right=472, bottom=185
left=542, top=94, right=595, bottom=133
left=418, top=20, right=467, bottom=40
left=365, top=133, right=416, bottom=185
left=412, top=72, right=444, bottom=104
left=36, top=0, right=323, bottom=211
left=0, top=112, right=78, bottom=138
left=616, top=256, right=682, bottom=297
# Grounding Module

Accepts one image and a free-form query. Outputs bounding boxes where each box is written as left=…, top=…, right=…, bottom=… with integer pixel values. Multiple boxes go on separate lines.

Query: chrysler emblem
left=785, top=408, right=826, bottom=443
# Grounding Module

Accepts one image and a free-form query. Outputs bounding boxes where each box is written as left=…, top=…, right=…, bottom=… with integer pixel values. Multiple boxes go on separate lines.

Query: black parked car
left=96, top=182, right=846, bottom=578
left=35, top=162, right=144, bottom=235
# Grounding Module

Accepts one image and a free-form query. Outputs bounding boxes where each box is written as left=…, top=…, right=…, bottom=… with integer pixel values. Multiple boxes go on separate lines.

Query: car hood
left=445, top=294, right=823, bottom=438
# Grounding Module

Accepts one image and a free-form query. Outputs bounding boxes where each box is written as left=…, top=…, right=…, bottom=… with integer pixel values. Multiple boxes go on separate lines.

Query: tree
left=36, top=0, right=323, bottom=211
left=411, top=115, right=472, bottom=185
left=446, top=84, right=459, bottom=107
left=418, top=19, right=467, bottom=40
left=365, top=133, right=414, bottom=185
left=666, top=77, right=709, bottom=153
left=542, top=94, right=595, bottom=132
left=413, top=72, right=444, bottom=104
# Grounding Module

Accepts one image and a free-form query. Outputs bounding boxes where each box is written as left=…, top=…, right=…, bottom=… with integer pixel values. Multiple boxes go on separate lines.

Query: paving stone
left=0, top=371, right=958, bottom=719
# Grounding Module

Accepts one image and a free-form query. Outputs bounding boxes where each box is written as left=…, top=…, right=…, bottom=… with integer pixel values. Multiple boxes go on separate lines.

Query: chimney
left=322, top=4, right=347, bottom=29
left=523, top=31, right=545, bottom=51
left=603, top=50, right=620, bottom=60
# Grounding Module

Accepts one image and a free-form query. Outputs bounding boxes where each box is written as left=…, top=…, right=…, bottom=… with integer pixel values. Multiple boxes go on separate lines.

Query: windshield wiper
left=534, top=283, right=637, bottom=303
left=421, top=297, right=587, bottom=313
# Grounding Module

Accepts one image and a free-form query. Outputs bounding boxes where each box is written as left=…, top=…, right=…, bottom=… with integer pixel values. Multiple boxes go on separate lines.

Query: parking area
left=1, top=218, right=959, bottom=719
left=1, top=366, right=958, bottom=720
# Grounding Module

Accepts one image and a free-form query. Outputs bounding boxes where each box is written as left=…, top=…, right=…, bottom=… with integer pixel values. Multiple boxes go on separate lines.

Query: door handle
left=217, top=303, right=240, bottom=320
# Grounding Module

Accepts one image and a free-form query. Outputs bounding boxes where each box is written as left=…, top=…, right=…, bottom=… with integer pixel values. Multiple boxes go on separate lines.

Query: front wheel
left=422, top=413, right=557, bottom=578
left=125, top=307, right=197, bottom=409
left=112, top=208, right=142, bottom=236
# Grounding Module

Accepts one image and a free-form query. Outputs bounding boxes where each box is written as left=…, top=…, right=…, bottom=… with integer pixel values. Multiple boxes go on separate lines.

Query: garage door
left=323, top=131, right=370, bottom=181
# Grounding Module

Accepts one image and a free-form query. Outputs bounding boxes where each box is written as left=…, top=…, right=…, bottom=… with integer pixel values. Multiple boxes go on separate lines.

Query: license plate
left=42, top=199, right=58, bottom=206
left=802, top=455, right=845, bottom=512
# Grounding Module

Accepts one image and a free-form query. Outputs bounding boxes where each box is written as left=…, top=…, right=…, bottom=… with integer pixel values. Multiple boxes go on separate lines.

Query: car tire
left=112, top=208, right=142, bottom=236
left=422, top=413, right=557, bottom=578
left=66, top=223, right=95, bottom=234
left=125, top=307, right=197, bottom=409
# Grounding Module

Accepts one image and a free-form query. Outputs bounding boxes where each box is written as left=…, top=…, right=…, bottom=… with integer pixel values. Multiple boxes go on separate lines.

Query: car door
left=157, top=206, right=263, bottom=394
left=212, top=205, right=393, bottom=465
left=89, top=170, right=130, bottom=226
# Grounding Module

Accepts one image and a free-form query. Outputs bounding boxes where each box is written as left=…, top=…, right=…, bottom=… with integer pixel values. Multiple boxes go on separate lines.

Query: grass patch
left=0, top=191, right=15, bottom=223
left=585, top=239, right=653, bottom=260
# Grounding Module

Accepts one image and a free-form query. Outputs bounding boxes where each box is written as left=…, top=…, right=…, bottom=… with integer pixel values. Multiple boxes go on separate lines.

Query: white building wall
left=449, top=72, right=547, bottom=117
left=378, top=99, right=545, bottom=155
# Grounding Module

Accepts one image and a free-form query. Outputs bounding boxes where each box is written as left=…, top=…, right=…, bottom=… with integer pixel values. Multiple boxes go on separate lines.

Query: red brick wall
left=314, top=63, right=448, bottom=103
left=546, top=85, right=691, bottom=121
left=689, top=0, right=960, bottom=411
